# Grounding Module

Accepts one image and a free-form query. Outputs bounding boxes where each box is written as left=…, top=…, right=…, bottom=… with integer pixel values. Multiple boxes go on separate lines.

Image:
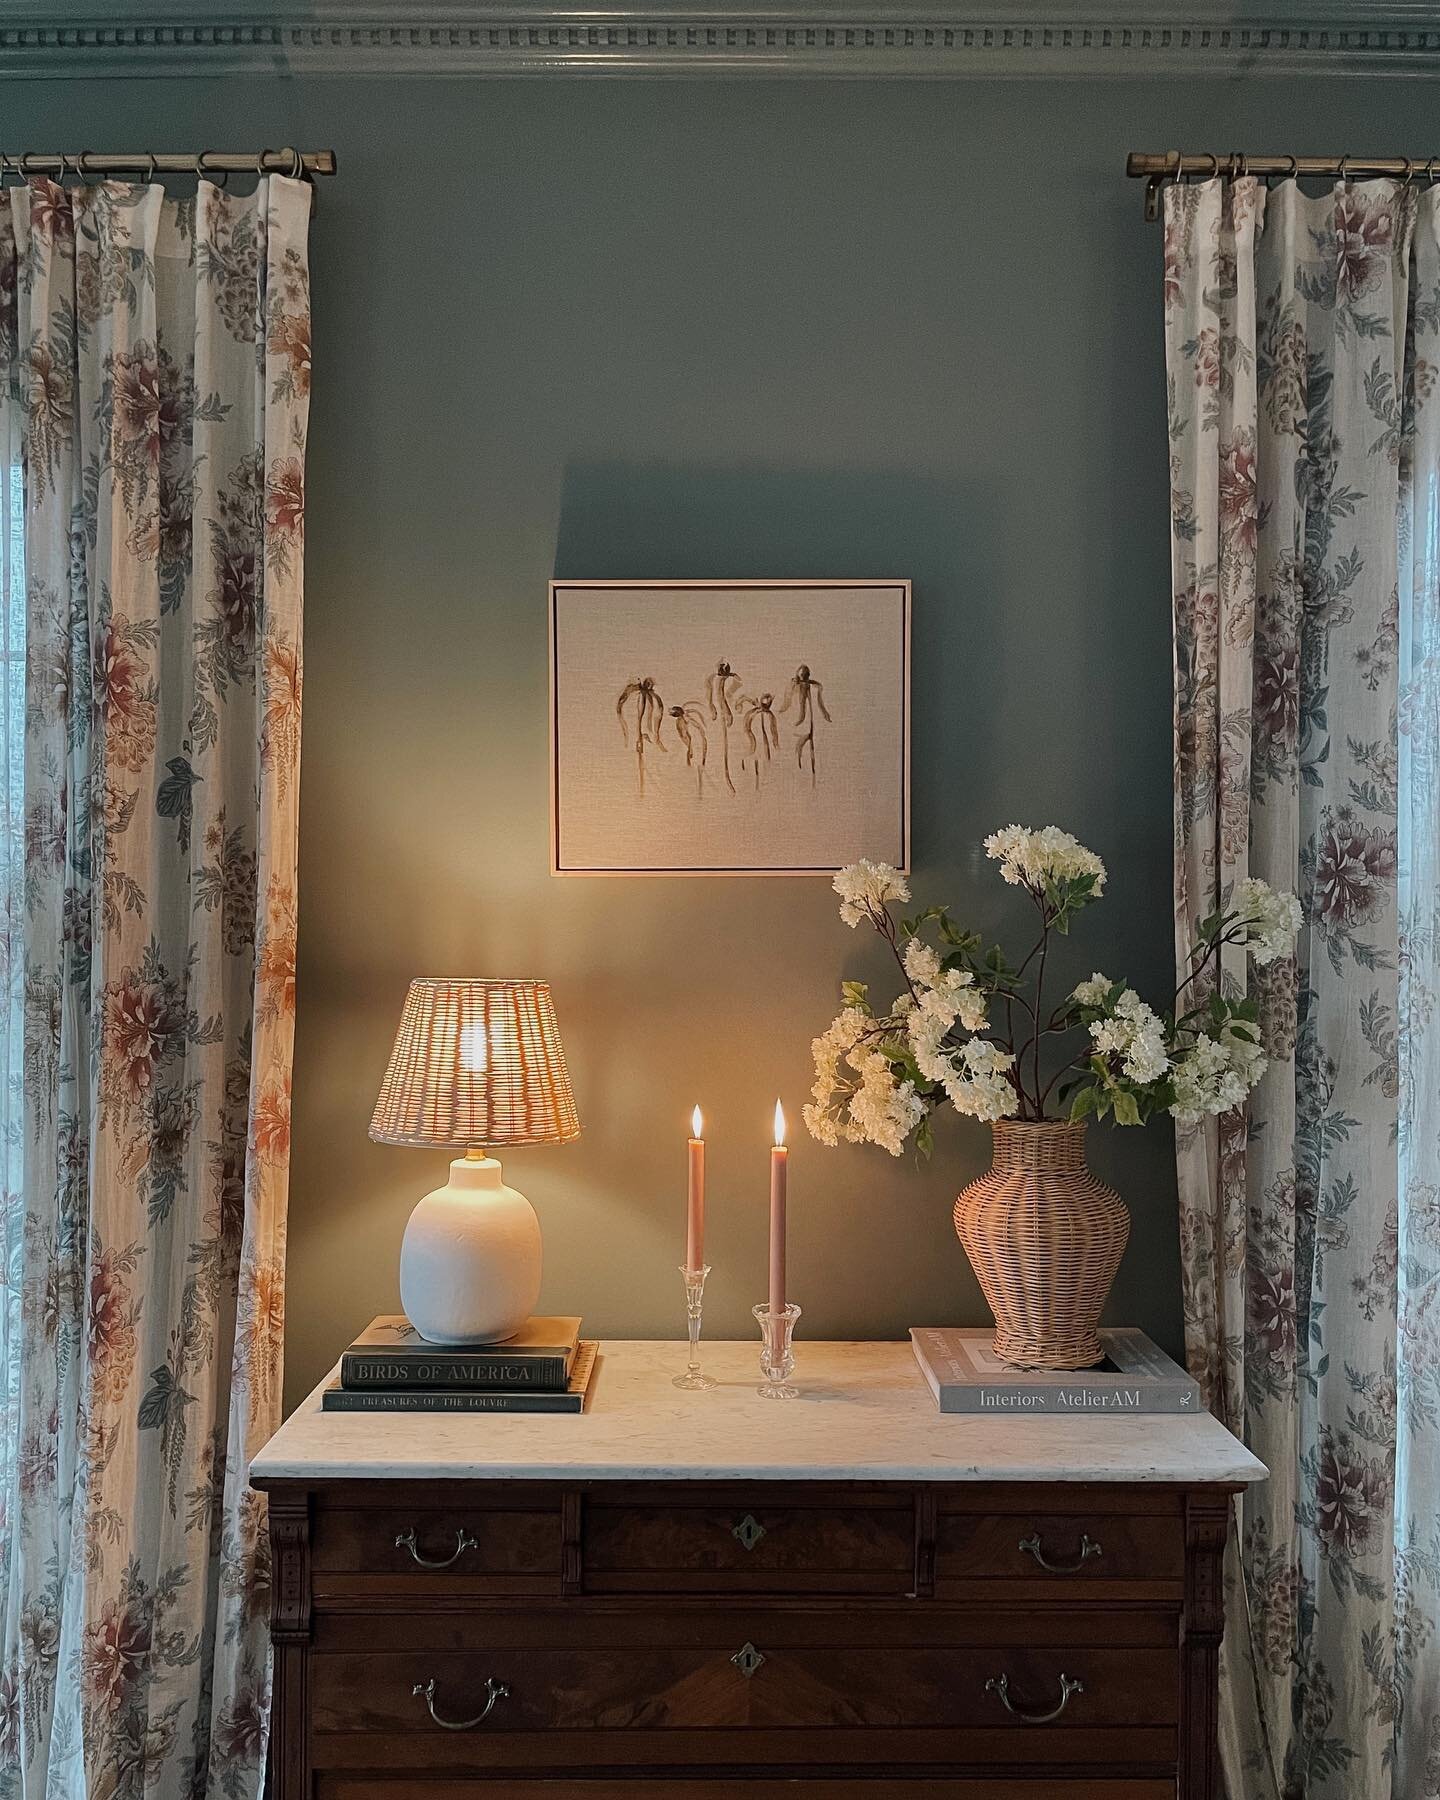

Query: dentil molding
left=7, top=3, right=1440, bottom=77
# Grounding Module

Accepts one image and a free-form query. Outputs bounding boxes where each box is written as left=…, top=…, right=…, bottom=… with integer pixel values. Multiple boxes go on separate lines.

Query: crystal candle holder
left=752, top=1301, right=801, bottom=1399
left=674, top=1264, right=717, bottom=1390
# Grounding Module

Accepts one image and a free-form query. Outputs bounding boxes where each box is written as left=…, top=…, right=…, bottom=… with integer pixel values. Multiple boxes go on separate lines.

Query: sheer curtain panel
left=0, top=174, right=310, bottom=1800
left=1166, top=174, right=1440, bottom=1799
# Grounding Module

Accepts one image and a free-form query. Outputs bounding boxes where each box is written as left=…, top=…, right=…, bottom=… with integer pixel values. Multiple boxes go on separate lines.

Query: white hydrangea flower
left=845, top=1048, right=926, bottom=1156
left=983, top=824, right=1107, bottom=895
left=903, top=939, right=942, bottom=986
left=942, top=1038, right=1020, bottom=1122
left=1072, top=972, right=1113, bottom=1007
left=1088, top=988, right=1170, bottom=1085
left=832, top=859, right=910, bottom=927
left=804, top=1008, right=873, bottom=1146
left=1235, top=877, right=1302, bottom=966
left=1169, top=1024, right=1268, bottom=1126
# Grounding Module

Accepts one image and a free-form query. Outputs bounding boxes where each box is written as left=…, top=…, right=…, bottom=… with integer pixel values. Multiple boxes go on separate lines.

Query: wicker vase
left=953, top=1119, right=1129, bottom=1371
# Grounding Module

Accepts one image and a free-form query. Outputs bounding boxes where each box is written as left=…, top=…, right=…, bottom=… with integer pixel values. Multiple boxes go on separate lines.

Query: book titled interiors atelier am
left=910, top=1327, right=1202, bottom=1414
left=340, top=1315, right=582, bottom=1390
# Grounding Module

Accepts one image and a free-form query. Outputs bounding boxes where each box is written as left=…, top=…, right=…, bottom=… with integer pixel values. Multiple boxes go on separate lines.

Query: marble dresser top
left=251, top=1339, right=1266, bottom=1486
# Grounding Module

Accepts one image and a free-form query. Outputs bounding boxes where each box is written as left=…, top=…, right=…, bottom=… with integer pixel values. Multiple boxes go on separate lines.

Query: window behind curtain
left=1, top=446, right=22, bottom=1546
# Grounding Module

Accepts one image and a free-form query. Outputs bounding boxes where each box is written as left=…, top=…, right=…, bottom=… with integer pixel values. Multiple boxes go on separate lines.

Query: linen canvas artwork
left=550, top=581, right=910, bottom=874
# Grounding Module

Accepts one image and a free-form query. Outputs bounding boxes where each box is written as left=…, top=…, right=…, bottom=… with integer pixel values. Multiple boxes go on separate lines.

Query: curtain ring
left=1339, top=153, right=1353, bottom=185
left=143, top=151, right=157, bottom=184
left=54, top=151, right=70, bottom=186
left=1228, top=151, right=1244, bottom=181
left=1200, top=151, right=1220, bottom=182
left=196, top=151, right=228, bottom=189
left=18, top=151, right=37, bottom=184
left=76, top=150, right=93, bottom=184
left=1428, top=156, right=1440, bottom=185
left=287, top=145, right=303, bottom=179
left=1403, top=157, right=1417, bottom=184
left=255, top=146, right=271, bottom=176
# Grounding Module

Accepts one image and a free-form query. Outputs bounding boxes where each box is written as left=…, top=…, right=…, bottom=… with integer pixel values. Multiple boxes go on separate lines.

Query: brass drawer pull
left=413, top=1676, right=509, bottom=1730
left=985, top=1671, right=1083, bottom=1724
left=1017, top=1531, right=1102, bottom=1573
left=395, top=1527, right=478, bottom=1568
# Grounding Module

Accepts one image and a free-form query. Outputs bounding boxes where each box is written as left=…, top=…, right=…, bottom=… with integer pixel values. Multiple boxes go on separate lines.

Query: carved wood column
left=267, top=1487, right=313, bottom=1800
left=1180, top=1488, right=1233, bottom=1800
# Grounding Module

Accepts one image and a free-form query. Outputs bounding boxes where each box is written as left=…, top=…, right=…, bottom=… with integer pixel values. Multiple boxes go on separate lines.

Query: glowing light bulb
left=459, top=1022, right=489, bottom=1075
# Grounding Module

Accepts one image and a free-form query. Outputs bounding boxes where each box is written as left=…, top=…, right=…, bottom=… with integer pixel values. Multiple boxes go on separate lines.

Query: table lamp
left=369, top=978, right=581, bottom=1344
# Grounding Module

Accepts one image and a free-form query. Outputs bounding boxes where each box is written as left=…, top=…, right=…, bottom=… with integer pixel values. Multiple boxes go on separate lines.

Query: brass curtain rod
left=1128, top=150, right=1440, bottom=221
left=0, top=147, right=336, bottom=181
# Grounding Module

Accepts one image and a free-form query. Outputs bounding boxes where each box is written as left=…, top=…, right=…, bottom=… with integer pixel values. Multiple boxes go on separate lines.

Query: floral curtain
left=1166, top=174, right=1440, bottom=1798
left=0, top=175, right=310, bottom=1799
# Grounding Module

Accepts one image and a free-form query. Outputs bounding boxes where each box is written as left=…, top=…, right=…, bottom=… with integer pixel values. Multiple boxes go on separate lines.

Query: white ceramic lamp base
left=398, top=1152, right=542, bottom=1344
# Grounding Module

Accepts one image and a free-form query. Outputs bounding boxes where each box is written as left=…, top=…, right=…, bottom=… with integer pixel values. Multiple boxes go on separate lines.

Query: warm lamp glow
left=691, top=1104, right=704, bottom=1139
left=369, top=978, right=579, bottom=1149
left=773, top=1099, right=786, bottom=1147
left=459, top=1021, right=489, bottom=1075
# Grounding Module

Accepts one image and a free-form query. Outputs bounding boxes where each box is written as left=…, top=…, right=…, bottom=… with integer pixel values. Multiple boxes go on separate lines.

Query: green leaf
left=840, top=980, right=870, bottom=1010
left=1113, top=1090, right=1142, bottom=1127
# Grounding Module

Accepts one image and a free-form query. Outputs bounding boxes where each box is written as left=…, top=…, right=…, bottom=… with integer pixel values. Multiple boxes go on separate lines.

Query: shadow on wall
left=551, top=457, right=1010, bottom=873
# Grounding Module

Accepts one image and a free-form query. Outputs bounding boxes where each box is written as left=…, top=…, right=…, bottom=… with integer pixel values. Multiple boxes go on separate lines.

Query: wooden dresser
left=251, top=1340, right=1264, bottom=1800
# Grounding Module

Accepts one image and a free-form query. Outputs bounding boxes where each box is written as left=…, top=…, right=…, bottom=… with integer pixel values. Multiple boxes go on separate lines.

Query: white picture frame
left=549, top=579, right=911, bottom=876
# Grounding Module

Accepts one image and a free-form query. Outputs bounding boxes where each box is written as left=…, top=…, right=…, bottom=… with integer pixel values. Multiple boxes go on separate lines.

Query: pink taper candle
left=686, top=1106, right=705, bottom=1272
left=769, top=1100, right=787, bottom=1314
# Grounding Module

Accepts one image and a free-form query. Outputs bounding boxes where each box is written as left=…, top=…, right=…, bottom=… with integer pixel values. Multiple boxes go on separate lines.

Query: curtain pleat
left=1167, top=174, right=1440, bottom=1799
left=0, top=173, right=310, bottom=1800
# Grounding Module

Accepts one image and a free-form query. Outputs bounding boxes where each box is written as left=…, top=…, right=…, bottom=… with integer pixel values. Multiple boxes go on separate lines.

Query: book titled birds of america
left=324, top=1341, right=599, bottom=1413
left=340, top=1314, right=582, bottom=1391
left=909, top=1327, right=1202, bottom=1414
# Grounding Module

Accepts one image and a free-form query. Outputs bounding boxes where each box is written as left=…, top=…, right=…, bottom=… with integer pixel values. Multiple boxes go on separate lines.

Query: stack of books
left=909, top=1327, right=1202, bottom=1414
left=321, top=1315, right=597, bottom=1413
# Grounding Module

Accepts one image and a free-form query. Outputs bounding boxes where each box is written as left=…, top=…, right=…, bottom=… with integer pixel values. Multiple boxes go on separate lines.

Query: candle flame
left=773, top=1099, right=786, bottom=1147
left=691, top=1104, right=703, bottom=1138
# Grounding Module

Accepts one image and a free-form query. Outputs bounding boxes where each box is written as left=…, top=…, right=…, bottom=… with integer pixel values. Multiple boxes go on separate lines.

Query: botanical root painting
left=550, top=580, right=910, bottom=874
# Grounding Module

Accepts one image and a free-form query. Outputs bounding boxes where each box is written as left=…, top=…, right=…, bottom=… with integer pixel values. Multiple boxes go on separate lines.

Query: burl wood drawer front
left=309, top=1608, right=1177, bottom=1773
left=934, top=1512, right=1185, bottom=1590
left=581, top=1491, right=914, bottom=1594
left=316, top=1780, right=1179, bottom=1799
left=310, top=1504, right=562, bottom=1600
left=313, top=1642, right=1175, bottom=1734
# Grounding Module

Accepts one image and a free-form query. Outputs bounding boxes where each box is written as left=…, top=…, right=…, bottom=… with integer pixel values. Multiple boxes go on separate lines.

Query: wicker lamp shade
left=369, top=979, right=580, bottom=1150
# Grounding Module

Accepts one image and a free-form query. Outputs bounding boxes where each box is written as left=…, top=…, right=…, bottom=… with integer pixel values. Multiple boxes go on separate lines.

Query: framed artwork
left=549, top=579, right=910, bottom=876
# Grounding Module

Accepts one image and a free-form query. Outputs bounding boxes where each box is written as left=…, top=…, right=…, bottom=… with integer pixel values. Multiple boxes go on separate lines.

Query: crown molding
left=7, top=4, right=1440, bottom=78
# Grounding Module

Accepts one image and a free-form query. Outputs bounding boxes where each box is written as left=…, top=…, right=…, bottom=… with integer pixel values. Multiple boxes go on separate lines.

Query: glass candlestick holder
left=674, top=1264, right=717, bottom=1390
left=752, top=1301, right=801, bottom=1399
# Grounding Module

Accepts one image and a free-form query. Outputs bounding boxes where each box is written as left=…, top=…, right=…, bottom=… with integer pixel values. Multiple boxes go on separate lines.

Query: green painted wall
left=3, top=71, right=1430, bottom=1407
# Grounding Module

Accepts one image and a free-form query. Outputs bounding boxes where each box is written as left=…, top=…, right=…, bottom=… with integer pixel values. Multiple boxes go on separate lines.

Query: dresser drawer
left=317, top=1781, right=1178, bottom=1799
left=309, top=1606, right=1177, bottom=1772
left=582, top=1489, right=914, bottom=1594
left=310, top=1502, right=562, bottom=1598
left=935, top=1510, right=1184, bottom=1591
